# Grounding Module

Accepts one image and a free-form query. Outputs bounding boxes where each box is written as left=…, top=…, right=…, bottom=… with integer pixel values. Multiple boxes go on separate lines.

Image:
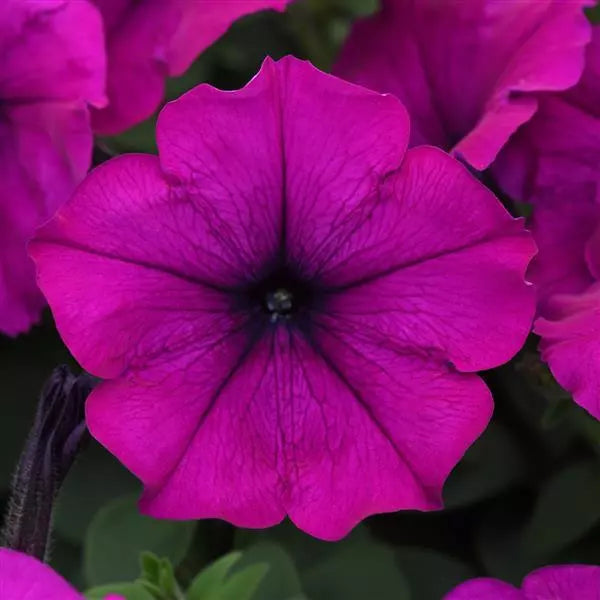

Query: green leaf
left=235, top=520, right=371, bottom=571
left=302, top=538, right=410, bottom=600
left=54, top=441, right=140, bottom=544
left=85, top=582, right=155, bottom=600
left=186, top=552, right=243, bottom=600
left=396, top=548, right=474, bottom=600
left=523, top=460, right=600, bottom=557
left=232, top=543, right=302, bottom=600
left=220, top=564, right=270, bottom=600
left=137, top=553, right=184, bottom=600
left=444, top=423, right=526, bottom=509
left=140, top=553, right=163, bottom=585
left=236, top=522, right=406, bottom=598
left=84, top=494, right=195, bottom=586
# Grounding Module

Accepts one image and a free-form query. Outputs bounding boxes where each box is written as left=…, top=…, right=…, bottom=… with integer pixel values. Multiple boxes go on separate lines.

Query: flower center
left=265, top=288, right=294, bottom=322
left=240, top=264, right=319, bottom=329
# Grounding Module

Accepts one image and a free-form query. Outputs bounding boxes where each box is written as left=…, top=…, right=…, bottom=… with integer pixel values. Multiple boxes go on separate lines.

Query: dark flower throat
left=241, top=264, right=320, bottom=329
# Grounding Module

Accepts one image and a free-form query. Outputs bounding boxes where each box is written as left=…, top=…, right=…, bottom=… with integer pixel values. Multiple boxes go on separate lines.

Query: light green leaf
left=84, top=494, right=195, bottom=586
left=54, top=441, right=140, bottom=544
left=220, top=564, right=270, bottom=600
left=303, top=538, right=410, bottom=600
left=85, top=582, right=155, bottom=600
left=232, top=543, right=302, bottom=600
left=186, top=552, right=243, bottom=600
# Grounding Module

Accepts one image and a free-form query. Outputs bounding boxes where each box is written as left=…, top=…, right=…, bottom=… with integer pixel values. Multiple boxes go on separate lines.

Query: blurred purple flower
left=91, top=0, right=291, bottom=134
left=0, top=548, right=123, bottom=600
left=445, top=564, right=600, bottom=599
left=334, top=0, right=592, bottom=171
left=496, top=31, right=600, bottom=420
left=0, top=0, right=106, bottom=335
left=495, top=30, right=600, bottom=203
left=31, top=57, right=535, bottom=540
left=531, top=190, right=600, bottom=419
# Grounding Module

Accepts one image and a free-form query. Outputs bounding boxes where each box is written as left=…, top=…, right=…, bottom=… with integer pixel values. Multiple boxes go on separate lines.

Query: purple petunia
left=334, top=0, right=592, bottom=171
left=495, top=29, right=600, bottom=203
left=31, top=57, right=535, bottom=540
left=445, top=564, right=600, bottom=599
left=531, top=190, right=600, bottom=419
left=0, top=548, right=123, bottom=600
left=90, top=0, right=291, bottom=134
left=498, top=30, right=600, bottom=420
left=0, top=0, right=106, bottom=336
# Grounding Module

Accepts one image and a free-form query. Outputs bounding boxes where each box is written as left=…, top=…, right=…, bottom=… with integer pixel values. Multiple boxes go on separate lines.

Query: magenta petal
left=528, top=192, right=600, bottom=314
left=444, top=578, right=524, bottom=600
left=495, top=29, right=600, bottom=201
left=535, top=284, right=600, bottom=419
left=318, top=147, right=535, bottom=372
left=0, top=0, right=105, bottom=335
left=0, top=548, right=81, bottom=600
left=134, top=331, right=288, bottom=530
left=271, top=59, right=410, bottom=275
left=92, top=0, right=290, bottom=134
left=309, top=320, right=493, bottom=532
left=86, top=312, right=256, bottom=490
left=136, top=327, right=490, bottom=540
left=334, top=0, right=591, bottom=170
left=30, top=154, right=248, bottom=377
left=1, top=101, right=93, bottom=335
left=446, top=565, right=600, bottom=599
left=522, top=565, right=600, bottom=599
left=0, top=0, right=106, bottom=105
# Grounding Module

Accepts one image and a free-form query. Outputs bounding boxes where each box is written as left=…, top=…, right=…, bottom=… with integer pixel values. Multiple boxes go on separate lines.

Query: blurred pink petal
left=528, top=189, right=600, bottom=315
left=445, top=578, right=524, bottom=600
left=31, top=57, right=535, bottom=539
left=0, top=0, right=105, bottom=335
left=0, top=548, right=123, bottom=600
left=536, top=284, right=600, bottom=418
left=91, top=0, right=291, bottom=134
left=495, top=29, right=600, bottom=202
left=525, top=186, right=600, bottom=421
left=446, top=565, right=600, bottom=599
left=334, top=0, right=591, bottom=170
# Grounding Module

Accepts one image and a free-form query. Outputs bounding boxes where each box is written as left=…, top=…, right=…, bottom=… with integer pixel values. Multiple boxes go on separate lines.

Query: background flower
left=445, top=564, right=600, bottom=599
left=495, top=29, right=600, bottom=202
left=0, top=548, right=123, bottom=600
left=91, top=0, right=292, bottom=134
left=492, top=28, right=600, bottom=420
left=531, top=189, right=600, bottom=419
left=334, top=0, right=592, bottom=171
left=31, top=57, right=535, bottom=540
left=0, top=0, right=105, bottom=336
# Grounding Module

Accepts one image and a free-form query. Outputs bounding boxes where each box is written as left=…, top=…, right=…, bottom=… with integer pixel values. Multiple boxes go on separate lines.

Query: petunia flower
left=0, top=0, right=106, bottom=336
left=495, top=28, right=600, bottom=203
left=491, top=29, right=600, bottom=419
left=91, top=0, right=291, bottom=135
left=30, top=57, right=536, bottom=540
left=334, top=0, right=592, bottom=172
left=531, top=188, right=600, bottom=419
left=444, top=564, right=600, bottom=599
left=0, top=548, right=123, bottom=600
